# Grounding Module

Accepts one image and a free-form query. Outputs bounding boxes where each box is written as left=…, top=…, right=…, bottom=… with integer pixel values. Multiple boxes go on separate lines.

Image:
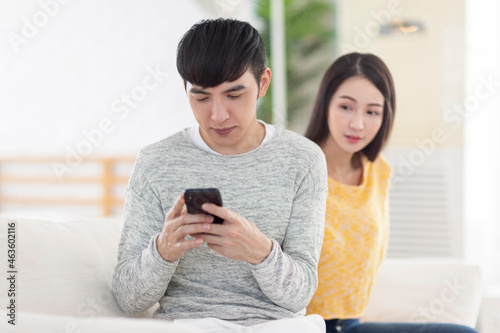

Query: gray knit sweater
left=112, top=126, right=328, bottom=326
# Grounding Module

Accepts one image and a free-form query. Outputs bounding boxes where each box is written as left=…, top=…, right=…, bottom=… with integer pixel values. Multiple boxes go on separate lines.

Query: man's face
left=186, top=68, right=271, bottom=155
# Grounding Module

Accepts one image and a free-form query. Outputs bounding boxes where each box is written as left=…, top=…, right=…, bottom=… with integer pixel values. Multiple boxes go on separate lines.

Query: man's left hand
left=191, top=203, right=273, bottom=265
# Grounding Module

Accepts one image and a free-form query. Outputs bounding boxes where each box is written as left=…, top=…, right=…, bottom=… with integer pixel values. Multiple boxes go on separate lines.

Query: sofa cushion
left=363, top=258, right=482, bottom=328
left=12, top=311, right=203, bottom=333
left=0, top=216, right=157, bottom=318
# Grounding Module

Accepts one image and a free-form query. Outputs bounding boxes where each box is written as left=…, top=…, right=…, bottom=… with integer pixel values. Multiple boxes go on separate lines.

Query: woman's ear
left=258, top=68, right=272, bottom=98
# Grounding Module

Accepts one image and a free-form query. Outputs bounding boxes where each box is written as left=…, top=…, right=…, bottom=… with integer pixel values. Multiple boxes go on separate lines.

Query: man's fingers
left=166, top=194, right=185, bottom=220
left=201, top=203, right=229, bottom=222
left=166, top=214, right=214, bottom=240
left=195, top=233, right=222, bottom=245
left=176, top=237, right=203, bottom=250
left=181, top=222, right=211, bottom=237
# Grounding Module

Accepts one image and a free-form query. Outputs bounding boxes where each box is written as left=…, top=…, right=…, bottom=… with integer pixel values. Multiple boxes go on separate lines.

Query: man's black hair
left=177, top=18, right=266, bottom=89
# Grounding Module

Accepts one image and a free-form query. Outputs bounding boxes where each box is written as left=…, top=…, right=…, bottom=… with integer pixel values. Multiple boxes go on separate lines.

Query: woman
left=305, top=52, right=478, bottom=333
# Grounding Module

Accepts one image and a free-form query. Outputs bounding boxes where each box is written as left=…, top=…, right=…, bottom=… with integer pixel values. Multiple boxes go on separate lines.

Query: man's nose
left=211, top=100, right=230, bottom=123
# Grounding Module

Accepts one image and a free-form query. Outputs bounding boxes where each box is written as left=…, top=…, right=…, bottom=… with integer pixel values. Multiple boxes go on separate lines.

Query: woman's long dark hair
left=304, top=52, right=396, bottom=161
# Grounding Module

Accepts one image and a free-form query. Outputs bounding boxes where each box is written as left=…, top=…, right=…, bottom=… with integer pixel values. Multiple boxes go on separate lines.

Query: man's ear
left=258, top=68, right=272, bottom=98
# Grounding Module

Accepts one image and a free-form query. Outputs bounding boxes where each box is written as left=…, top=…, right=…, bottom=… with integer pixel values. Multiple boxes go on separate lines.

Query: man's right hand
left=156, top=194, right=213, bottom=262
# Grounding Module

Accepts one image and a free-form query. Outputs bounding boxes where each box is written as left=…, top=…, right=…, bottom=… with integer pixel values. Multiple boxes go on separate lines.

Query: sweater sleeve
left=249, top=152, right=328, bottom=312
left=112, top=158, right=178, bottom=315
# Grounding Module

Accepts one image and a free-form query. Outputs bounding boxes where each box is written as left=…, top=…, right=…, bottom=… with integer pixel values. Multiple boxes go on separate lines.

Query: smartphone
left=184, top=188, right=224, bottom=224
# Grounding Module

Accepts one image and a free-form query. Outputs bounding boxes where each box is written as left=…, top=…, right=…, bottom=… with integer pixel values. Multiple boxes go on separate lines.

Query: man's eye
left=196, top=97, right=208, bottom=102
left=228, top=95, right=241, bottom=100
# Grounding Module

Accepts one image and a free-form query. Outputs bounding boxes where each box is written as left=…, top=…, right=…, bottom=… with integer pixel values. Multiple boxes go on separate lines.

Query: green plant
left=256, top=0, right=336, bottom=128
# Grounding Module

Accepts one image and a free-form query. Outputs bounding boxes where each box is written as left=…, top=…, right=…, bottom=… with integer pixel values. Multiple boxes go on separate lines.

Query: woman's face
left=326, top=76, right=385, bottom=155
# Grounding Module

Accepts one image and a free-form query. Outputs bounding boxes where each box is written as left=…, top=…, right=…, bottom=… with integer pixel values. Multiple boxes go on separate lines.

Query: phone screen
left=184, top=188, right=224, bottom=224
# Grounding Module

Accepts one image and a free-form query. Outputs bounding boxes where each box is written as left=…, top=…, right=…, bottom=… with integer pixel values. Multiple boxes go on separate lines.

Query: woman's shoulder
left=375, top=153, right=392, bottom=170
left=365, top=153, right=392, bottom=178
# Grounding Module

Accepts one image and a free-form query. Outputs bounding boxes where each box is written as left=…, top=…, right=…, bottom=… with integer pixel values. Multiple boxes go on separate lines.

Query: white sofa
left=0, top=217, right=482, bottom=332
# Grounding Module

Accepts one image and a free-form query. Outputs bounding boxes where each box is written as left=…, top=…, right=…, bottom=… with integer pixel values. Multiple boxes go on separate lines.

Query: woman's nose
left=350, top=113, right=364, bottom=131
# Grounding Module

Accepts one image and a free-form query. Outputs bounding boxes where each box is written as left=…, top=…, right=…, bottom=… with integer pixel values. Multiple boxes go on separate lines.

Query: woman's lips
left=345, top=135, right=361, bottom=143
left=214, top=127, right=235, bottom=135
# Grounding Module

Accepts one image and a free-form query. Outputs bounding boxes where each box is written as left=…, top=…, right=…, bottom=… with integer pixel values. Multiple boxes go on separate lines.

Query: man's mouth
left=213, top=127, right=235, bottom=135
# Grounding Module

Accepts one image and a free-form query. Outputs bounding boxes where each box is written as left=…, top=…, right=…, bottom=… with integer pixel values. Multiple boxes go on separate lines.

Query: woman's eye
left=340, top=105, right=351, bottom=111
left=367, top=110, right=380, bottom=116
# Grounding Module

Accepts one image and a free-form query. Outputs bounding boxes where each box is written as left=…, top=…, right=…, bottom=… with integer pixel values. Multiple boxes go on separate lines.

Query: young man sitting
left=112, top=18, right=328, bottom=333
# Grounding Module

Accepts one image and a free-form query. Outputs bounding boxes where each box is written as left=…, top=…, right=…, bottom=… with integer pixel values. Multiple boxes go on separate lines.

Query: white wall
left=0, top=0, right=257, bottom=157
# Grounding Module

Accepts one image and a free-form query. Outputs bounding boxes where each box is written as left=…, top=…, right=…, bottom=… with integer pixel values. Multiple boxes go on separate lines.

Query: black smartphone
left=184, top=188, right=224, bottom=224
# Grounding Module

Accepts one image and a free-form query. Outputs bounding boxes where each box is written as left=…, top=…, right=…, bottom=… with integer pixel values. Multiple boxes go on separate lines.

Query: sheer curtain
left=464, top=0, right=500, bottom=291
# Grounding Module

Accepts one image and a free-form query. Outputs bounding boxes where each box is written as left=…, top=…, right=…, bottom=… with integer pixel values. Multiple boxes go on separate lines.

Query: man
left=112, top=18, right=327, bottom=332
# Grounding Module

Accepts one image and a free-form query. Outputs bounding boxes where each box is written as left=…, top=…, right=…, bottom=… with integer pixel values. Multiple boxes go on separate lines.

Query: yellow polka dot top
left=306, top=154, right=391, bottom=319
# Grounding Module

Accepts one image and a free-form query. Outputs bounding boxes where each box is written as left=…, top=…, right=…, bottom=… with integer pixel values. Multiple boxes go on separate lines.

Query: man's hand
left=193, top=203, right=273, bottom=265
left=156, top=194, right=214, bottom=262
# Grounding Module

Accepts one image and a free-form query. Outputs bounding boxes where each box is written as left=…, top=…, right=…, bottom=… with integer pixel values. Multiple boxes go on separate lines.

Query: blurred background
left=0, top=0, right=499, bottom=327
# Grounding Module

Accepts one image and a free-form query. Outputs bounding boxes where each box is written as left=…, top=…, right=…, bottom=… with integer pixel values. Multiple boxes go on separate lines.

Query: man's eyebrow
left=189, top=84, right=247, bottom=95
left=339, top=95, right=383, bottom=107
left=223, top=84, right=246, bottom=94
left=189, top=87, right=210, bottom=95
